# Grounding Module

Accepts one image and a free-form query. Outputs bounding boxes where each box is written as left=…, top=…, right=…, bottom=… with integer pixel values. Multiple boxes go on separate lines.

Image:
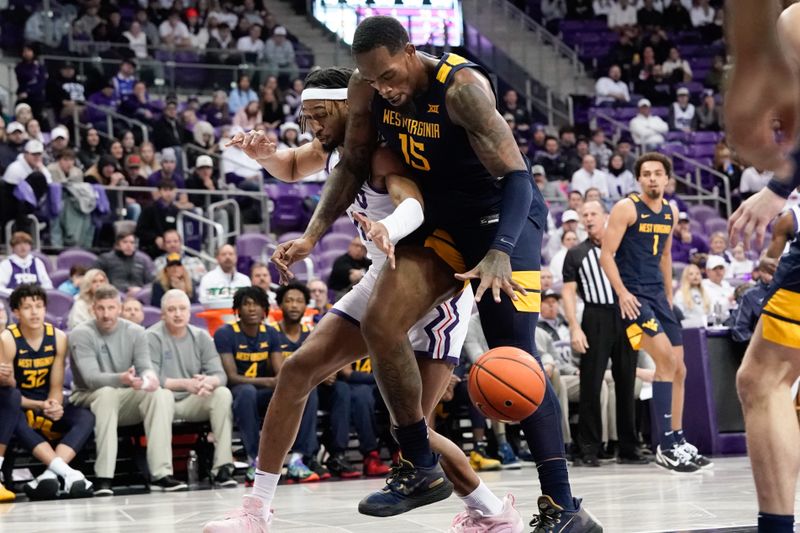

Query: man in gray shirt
left=147, top=289, right=236, bottom=487
left=68, top=284, right=186, bottom=496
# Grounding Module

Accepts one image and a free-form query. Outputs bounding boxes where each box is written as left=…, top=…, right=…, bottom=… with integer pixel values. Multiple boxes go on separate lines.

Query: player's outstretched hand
left=618, top=290, right=641, bottom=320
left=225, top=129, right=277, bottom=161
left=353, top=212, right=395, bottom=269
left=271, top=237, right=315, bottom=284
left=455, top=249, right=527, bottom=304
left=728, top=187, right=787, bottom=250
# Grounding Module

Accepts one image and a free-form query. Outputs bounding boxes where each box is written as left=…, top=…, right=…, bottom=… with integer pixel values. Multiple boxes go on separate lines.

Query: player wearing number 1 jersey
left=2, top=284, right=95, bottom=500
left=600, top=153, right=710, bottom=475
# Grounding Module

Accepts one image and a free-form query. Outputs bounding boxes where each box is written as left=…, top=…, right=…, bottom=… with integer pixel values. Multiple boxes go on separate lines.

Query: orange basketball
left=468, top=346, right=546, bottom=423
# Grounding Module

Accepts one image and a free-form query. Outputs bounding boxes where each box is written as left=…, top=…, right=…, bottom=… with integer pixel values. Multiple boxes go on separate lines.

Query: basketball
left=468, top=347, right=546, bottom=423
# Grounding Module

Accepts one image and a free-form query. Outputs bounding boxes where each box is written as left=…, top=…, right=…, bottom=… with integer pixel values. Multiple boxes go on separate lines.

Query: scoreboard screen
left=311, top=0, right=464, bottom=47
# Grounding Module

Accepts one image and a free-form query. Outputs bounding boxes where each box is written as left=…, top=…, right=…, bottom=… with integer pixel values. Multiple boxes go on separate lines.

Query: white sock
left=252, top=469, right=280, bottom=520
left=48, top=457, right=71, bottom=478
left=0, top=456, right=4, bottom=470
left=37, top=469, right=57, bottom=481
left=460, top=481, right=505, bottom=516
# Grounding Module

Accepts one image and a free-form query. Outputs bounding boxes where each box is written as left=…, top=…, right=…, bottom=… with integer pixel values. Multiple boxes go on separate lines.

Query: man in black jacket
left=94, top=230, right=153, bottom=296
left=152, top=100, right=189, bottom=151
left=328, top=236, right=371, bottom=299
left=135, top=179, right=181, bottom=258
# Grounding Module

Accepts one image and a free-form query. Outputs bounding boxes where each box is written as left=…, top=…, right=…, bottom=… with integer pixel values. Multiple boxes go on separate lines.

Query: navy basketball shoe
left=358, top=457, right=453, bottom=517
left=530, top=496, right=604, bottom=533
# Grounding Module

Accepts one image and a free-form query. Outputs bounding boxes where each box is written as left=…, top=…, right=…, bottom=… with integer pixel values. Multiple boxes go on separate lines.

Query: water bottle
left=187, top=450, right=199, bottom=489
left=713, top=302, right=723, bottom=327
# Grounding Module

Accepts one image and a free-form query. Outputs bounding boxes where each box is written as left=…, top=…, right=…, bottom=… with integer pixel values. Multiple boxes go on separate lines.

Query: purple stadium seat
left=45, top=312, right=66, bottom=331
left=688, top=204, right=718, bottom=226
left=32, top=251, right=53, bottom=274
left=57, top=249, right=99, bottom=271
left=704, top=218, right=728, bottom=235
left=136, top=286, right=153, bottom=306
left=689, top=220, right=703, bottom=235
left=651, top=107, right=670, bottom=118
left=271, top=196, right=305, bottom=231
left=692, top=131, right=721, bottom=145
left=666, top=131, right=689, bottom=143
left=331, top=217, right=358, bottom=237
left=189, top=304, right=206, bottom=329
left=45, top=289, right=74, bottom=318
left=315, top=249, right=346, bottom=274
left=49, top=269, right=71, bottom=288
left=683, top=81, right=704, bottom=95
left=142, top=306, right=162, bottom=328
left=687, top=144, right=716, bottom=159
left=319, top=233, right=355, bottom=252
left=236, top=233, right=273, bottom=260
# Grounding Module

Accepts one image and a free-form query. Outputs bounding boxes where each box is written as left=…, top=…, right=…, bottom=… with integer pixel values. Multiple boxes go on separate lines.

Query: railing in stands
left=70, top=99, right=150, bottom=147
left=593, top=111, right=732, bottom=218
left=176, top=209, right=226, bottom=261
left=5, top=216, right=41, bottom=255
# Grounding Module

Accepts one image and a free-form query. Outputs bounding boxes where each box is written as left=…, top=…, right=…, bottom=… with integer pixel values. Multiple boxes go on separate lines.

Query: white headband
left=301, top=88, right=348, bottom=102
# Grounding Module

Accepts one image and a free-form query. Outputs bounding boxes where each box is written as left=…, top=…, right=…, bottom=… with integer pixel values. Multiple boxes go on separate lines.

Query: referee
left=561, top=200, right=648, bottom=465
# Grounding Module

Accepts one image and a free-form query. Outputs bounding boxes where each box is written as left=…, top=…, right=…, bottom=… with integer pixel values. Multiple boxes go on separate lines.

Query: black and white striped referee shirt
left=562, top=238, right=616, bottom=306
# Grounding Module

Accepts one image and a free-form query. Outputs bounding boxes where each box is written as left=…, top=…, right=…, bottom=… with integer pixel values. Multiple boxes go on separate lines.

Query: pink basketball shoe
left=448, top=494, right=525, bottom=533
left=203, top=495, right=273, bottom=533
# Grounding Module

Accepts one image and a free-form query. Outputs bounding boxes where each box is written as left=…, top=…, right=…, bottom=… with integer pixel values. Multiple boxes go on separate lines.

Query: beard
left=644, top=188, right=662, bottom=200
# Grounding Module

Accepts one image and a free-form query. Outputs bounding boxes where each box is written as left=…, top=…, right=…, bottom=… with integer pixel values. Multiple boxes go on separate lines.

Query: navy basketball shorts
left=623, top=288, right=683, bottom=350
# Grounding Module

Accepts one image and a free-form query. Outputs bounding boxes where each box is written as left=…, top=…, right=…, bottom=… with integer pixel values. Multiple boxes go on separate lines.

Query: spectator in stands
left=159, top=9, right=191, bottom=48
left=713, top=143, right=743, bottom=192
left=549, top=230, right=578, bottom=287
left=563, top=137, right=589, bottom=179
left=84, top=81, right=119, bottom=127
left=662, top=48, right=693, bottom=83
left=328, top=236, right=371, bottom=298
left=208, top=21, right=240, bottom=65
left=26, top=120, right=44, bottom=145
left=307, top=279, right=331, bottom=323
left=45, top=126, right=69, bottom=163
left=137, top=141, right=159, bottom=177
left=673, top=264, right=710, bottom=326
left=534, top=135, right=567, bottom=182
left=47, top=145, right=81, bottom=184
left=261, top=89, right=285, bottom=129
left=185, top=8, right=210, bottom=49
left=94, top=230, right=153, bottom=296
left=606, top=153, right=638, bottom=201
left=584, top=187, right=604, bottom=204
left=145, top=148, right=183, bottom=191
left=77, top=128, right=102, bottom=169
left=669, top=87, right=696, bottom=132
left=662, top=0, right=692, bottom=30
left=704, top=56, right=726, bottom=93
left=228, top=74, right=258, bottom=115
left=15, top=46, right=48, bottom=118
left=120, top=81, right=157, bottom=124
left=112, top=59, right=137, bottom=103
left=500, top=90, right=531, bottom=134
left=146, top=289, right=236, bottom=486
left=637, top=0, right=662, bottom=28
left=237, top=23, right=264, bottom=58
left=546, top=209, right=586, bottom=260
left=630, top=99, right=668, bottom=150
left=567, top=189, right=584, bottom=212
left=0, top=232, right=53, bottom=297
left=250, top=262, right=277, bottom=308
left=68, top=269, right=108, bottom=330
left=58, top=265, right=87, bottom=297
left=152, top=255, right=197, bottom=307
left=571, top=154, right=609, bottom=198
left=264, top=26, right=298, bottom=81
left=199, top=244, right=251, bottom=307
left=233, top=100, right=263, bottom=131
left=15, top=103, right=33, bottom=128
left=153, top=100, right=190, bottom=151
left=124, top=20, right=148, bottom=60
left=594, top=65, right=630, bottom=107
left=703, top=255, right=735, bottom=322
left=690, top=0, right=715, bottom=28
left=153, top=229, right=207, bottom=283
left=121, top=297, right=145, bottom=326
left=608, top=0, right=637, bottom=31
left=739, top=166, right=773, bottom=201
left=215, top=286, right=319, bottom=483
left=1, top=121, right=27, bottom=171
left=84, top=154, right=124, bottom=188
left=46, top=62, right=85, bottom=123
left=606, top=31, right=637, bottom=80
left=136, top=179, right=181, bottom=258
left=588, top=129, right=613, bottom=169
left=541, top=0, right=566, bottom=33
left=693, top=90, right=723, bottom=131
left=200, top=91, right=231, bottom=128
left=3, top=139, right=50, bottom=185
left=69, top=284, right=185, bottom=496
left=3, top=285, right=95, bottom=501
left=708, top=232, right=733, bottom=264
left=729, top=243, right=754, bottom=280
left=133, top=8, right=160, bottom=47
left=671, top=212, right=709, bottom=263
left=731, top=262, right=773, bottom=343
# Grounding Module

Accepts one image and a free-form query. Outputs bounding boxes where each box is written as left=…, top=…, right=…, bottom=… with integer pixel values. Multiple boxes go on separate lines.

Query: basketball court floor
left=1, top=456, right=792, bottom=532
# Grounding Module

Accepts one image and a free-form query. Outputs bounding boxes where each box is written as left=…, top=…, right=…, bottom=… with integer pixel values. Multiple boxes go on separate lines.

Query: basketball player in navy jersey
left=599, top=153, right=710, bottom=474
left=267, top=17, right=596, bottom=531
left=204, top=67, right=524, bottom=532
left=723, top=3, right=800, bottom=531
left=2, top=284, right=95, bottom=499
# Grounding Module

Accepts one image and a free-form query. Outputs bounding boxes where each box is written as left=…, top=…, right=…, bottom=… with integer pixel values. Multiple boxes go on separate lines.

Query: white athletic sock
left=252, top=469, right=280, bottom=520
left=48, top=457, right=70, bottom=478
left=460, top=481, right=504, bottom=516
left=37, top=469, right=57, bottom=481
left=0, top=456, right=4, bottom=470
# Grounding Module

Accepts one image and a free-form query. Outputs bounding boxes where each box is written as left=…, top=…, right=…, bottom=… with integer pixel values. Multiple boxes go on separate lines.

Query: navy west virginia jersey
left=270, top=323, right=312, bottom=359
left=353, top=356, right=372, bottom=373
left=213, top=321, right=274, bottom=378
left=372, top=53, right=507, bottom=228
left=761, top=205, right=800, bottom=348
left=615, top=194, right=674, bottom=292
left=12, top=323, right=57, bottom=401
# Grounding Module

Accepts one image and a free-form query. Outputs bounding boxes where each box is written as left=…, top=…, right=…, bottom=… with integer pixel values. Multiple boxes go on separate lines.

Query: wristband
left=767, top=177, right=795, bottom=199
left=378, top=198, right=424, bottom=242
